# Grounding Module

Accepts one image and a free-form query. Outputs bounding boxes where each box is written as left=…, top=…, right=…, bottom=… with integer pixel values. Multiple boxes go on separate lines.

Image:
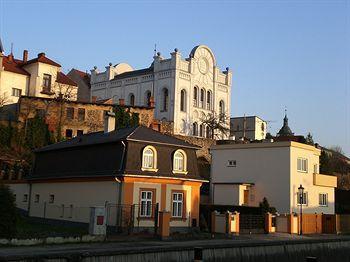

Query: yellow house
left=210, top=141, right=337, bottom=214
left=0, top=48, right=77, bottom=105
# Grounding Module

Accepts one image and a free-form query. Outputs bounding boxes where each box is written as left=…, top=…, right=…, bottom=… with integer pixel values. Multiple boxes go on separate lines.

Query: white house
left=230, top=116, right=267, bottom=141
left=210, top=140, right=337, bottom=214
left=90, top=45, right=232, bottom=138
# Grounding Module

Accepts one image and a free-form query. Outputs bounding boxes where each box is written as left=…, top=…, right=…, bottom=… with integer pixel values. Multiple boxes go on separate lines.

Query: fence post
left=265, top=212, right=272, bottom=234
left=194, top=247, right=203, bottom=262
left=154, top=203, right=159, bottom=236
left=225, top=211, right=232, bottom=234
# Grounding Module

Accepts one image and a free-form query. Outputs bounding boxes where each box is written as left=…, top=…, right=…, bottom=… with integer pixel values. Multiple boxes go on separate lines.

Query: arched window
left=129, top=93, right=135, bottom=106
left=142, top=146, right=157, bottom=171
left=162, top=88, right=169, bottom=111
left=199, top=124, right=204, bottom=137
left=219, top=100, right=225, bottom=120
left=206, top=126, right=211, bottom=138
left=180, top=89, right=186, bottom=112
left=200, top=88, right=205, bottom=108
left=206, top=91, right=212, bottom=110
left=173, top=150, right=187, bottom=173
left=193, top=86, right=198, bottom=106
left=145, top=91, right=151, bottom=106
left=192, top=122, right=198, bottom=136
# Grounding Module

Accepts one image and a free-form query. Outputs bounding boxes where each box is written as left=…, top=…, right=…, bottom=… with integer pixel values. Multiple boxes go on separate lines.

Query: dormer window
left=43, top=74, right=52, bottom=91
left=142, top=146, right=158, bottom=172
left=173, top=149, right=187, bottom=174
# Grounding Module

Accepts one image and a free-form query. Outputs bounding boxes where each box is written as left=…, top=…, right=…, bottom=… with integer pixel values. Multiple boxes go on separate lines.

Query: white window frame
left=227, top=160, right=237, bottom=167
left=319, top=193, right=328, bottom=207
left=173, top=150, right=187, bottom=174
left=49, top=194, right=55, bottom=204
left=172, top=192, right=183, bottom=218
left=297, top=192, right=308, bottom=206
left=141, top=146, right=158, bottom=172
left=297, top=158, right=308, bottom=173
left=140, top=191, right=153, bottom=217
left=12, top=88, right=22, bottom=97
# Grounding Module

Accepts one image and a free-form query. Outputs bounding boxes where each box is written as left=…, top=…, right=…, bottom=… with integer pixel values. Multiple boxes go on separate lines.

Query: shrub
left=0, top=183, right=18, bottom=238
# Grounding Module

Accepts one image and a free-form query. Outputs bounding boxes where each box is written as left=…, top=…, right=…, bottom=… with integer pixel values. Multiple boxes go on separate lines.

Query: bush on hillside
left=0, top=184, right=18, bottom=238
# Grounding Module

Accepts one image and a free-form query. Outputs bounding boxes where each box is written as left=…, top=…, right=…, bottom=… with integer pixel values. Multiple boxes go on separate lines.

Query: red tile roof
left=23, top=53, right=61, bottom=67
left=2, top=55, right=30, bottom=76
left=56, top=72, right=77, bottom=86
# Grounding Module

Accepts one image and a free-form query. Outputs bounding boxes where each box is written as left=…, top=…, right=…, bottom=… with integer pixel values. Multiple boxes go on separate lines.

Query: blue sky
left=1, top=0, right=349, bottom=156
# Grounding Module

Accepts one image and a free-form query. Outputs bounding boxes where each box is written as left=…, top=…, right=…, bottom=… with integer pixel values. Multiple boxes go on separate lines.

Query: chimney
left=151, top=120, right=161, bottom=132
left=149, top=96, right=155, bottom=107
left=23, top=50, right=28, bottom=62
left=8, top=53, right=13, bottom=62
left=91, top=96, right=97, bottom=103
left=119, top=98, right=125, bottom=106
left=38, top=52, right=45, bottom=58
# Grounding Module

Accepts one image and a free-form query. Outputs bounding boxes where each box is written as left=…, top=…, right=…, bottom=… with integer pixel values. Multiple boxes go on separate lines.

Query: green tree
left=265, top=132, right=274, bottom=139
left=305, top=132, right=315, bottom=145
left=259, top=197, right=277, bottom=214
left=25, top=114, right=52, bottom=149
left=114, top=106, right=139, bottom=129
left=0, top=183, right=17, bottom=238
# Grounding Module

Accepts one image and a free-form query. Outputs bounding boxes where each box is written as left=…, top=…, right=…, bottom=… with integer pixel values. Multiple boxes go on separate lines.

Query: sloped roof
left=56, top=71, right=77, bottom=86
left=2, top=55, right=30, bottom=76
left=36, top=126, right=199, bottom=153
left=22, top=53, right=61, bottom=67
left=113, top=67, right=153, bottom=80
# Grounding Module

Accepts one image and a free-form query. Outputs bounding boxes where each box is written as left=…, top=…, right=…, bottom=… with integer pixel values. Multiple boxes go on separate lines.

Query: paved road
left=1, top=233, right=350, bottom=261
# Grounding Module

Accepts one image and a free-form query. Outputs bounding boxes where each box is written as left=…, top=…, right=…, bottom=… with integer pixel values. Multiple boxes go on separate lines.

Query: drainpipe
left=117, top=140, right=127, bottom=206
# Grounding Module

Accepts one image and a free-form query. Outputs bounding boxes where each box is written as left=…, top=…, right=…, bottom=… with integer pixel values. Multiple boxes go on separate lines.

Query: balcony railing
left=313, top=173, right=337, bottom=188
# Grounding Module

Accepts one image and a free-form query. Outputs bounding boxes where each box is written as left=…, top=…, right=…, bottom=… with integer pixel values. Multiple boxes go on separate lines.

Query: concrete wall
left=7, top=182, right=30, bottom=211
left=29, top=181, right=119, bottom=223
left=211, top=143, right=291, bottom=213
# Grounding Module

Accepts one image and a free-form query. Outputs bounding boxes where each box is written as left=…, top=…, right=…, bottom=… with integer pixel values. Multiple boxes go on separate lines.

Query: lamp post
left=298, top=184, right=304, bottom=235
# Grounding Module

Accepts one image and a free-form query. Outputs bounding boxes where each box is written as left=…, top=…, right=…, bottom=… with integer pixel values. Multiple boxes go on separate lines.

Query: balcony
left=313, top=173, right=337, bottom=188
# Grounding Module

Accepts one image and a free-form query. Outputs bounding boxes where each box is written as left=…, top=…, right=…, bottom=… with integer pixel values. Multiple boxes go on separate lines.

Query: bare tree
left=201, top=112, right=230, bottom=139
left=0, top=93, right=10, bottom=112
left=86, top=109, right=103, bottom=133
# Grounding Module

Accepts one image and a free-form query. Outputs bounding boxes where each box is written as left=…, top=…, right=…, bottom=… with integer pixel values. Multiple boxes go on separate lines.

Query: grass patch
left=15, top=215, right=88, bottom=239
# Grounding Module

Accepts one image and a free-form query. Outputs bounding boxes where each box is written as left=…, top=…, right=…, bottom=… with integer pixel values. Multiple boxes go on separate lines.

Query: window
left=140, top=191, right=153, bottom=217
left=162, top=88, right=169, bottom=111
left=145, top=91, right=151, bottom=106
left=129, top=93, right=135, bottom=106
left=43, top=74, right=52, bottom=90
left=78, top=108, right=85, bottom=121
left=180, top=89, right=186, bottom=112
left=193, top=86, right=198, bottom=106
left=181, top=119, right=186, bottom=133
left=297, top=158, right=308, bottom=172
left=142, top=146, right=157, bottom=171
left=200, top=89, right=205, bottom=108
left=66, top=107, right=74, bottom=120
left=65, top=129, right=73, bottom=139
left=172, top=192, right=184, bottom=218
left=227, top=160, right=237, bottom=167
left=219, top=100, right=225, bottom=118
left=77, top=130, right=84, bottom=136
left=23, top=194, right=28, bottom=202
left=12, top=88, right=21, bottom=97
left=34, top=194, right=40, bottom=203
left=173, top=150, right=187, bottom=173
left=206, top=126, right=211, bottom=138
left=199, top=124, right=204, bottom=137
left=192, top=122, right=198, bottom=136
left=49, top=195, right=55, bottom=204
left=206, top=90, right=212, bottom=110
left=297, top=192, right=308, bottom=205
left=319, top=193, right=328, bottom=206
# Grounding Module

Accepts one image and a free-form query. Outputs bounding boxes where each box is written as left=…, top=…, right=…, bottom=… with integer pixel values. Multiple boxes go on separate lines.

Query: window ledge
left=40, top=90, right=55, bottom=95
left=172, top=170, right=188, bottom=175
left=170, top=217, right=187, bottom=221
left=141, top=167, right=158, bottom=172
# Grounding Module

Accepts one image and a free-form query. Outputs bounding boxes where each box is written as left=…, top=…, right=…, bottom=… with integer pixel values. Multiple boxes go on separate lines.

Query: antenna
left=154, top=44, right=157, bottom=57
left=10, top=42, right=13, bottom=54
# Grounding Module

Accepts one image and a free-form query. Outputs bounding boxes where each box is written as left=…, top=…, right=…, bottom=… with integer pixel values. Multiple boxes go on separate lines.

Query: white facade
left=210, top=141, right=337, bottom=214
left=90, top=45, right=232, bottom=138
left=230, top=116, right=267, bottom=141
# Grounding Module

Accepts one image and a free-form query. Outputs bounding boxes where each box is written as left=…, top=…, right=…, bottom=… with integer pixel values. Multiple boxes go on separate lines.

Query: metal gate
left=239, top=214, right=265, bottom=234
left=106, top=203, right=159, bottom=234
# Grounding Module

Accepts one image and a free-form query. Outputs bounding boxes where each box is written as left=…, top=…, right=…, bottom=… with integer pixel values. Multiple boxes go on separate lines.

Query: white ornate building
left=90, top=45, right=232, bottom=138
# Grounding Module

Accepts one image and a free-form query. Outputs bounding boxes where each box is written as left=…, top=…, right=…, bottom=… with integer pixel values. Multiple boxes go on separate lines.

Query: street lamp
left=298, top=184, right=304, bottom=235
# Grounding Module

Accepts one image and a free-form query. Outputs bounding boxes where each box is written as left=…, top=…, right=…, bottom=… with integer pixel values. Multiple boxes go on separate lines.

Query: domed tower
left=277, top=110, right=294, bottom=137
